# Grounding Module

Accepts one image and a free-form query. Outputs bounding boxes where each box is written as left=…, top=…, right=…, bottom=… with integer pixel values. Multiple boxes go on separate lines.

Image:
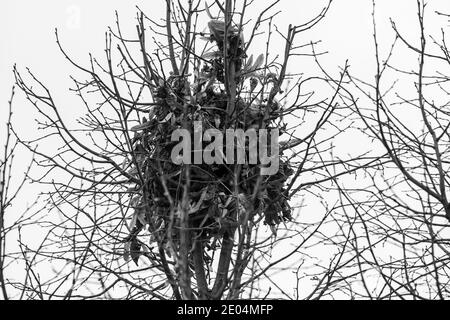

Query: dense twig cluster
left=123, top=16, right=294, bottom=270
left=6, top=0, right=426, bottom=300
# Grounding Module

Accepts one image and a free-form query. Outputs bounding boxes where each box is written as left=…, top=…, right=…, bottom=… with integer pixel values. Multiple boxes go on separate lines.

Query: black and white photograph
left=1, top=0, right=450, bottom=308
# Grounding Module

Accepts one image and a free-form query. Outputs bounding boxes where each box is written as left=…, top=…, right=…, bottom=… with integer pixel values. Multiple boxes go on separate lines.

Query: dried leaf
left=209, top=19, right=226, bottom=32
left=270, top=225, right=278, bottom=237
left=130, top=196, right=140, bottom=207
left=202, top=51, right=222, bottom=59
left=208, top=20, right=224, bottom=40
left=123, top=242, right=131, bottom=262
left=129, top=211, right=138, bottom=231
left=205, top=2, right=214, bottom=19
left=208, top=20, right=238, bottom=40
left=130, top=121, right=152, bottom=132
left=244, top=54, right=254, bottom=70
left=137, top=210, right=147, bottom=226
left=130, top=239, right=141, bottom=266
left=252, top=54, right=264, bottom=71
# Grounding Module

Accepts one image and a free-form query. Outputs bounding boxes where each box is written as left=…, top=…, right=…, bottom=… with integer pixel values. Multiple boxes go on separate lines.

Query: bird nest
left=123, top=19, right=293, bottom=264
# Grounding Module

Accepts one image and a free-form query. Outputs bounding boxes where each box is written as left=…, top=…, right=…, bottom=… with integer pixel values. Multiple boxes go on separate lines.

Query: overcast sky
left=2, top=0, right=450, bottom=298
left=1, top=0, right=444, bottom=90
left=2, top=0, right=449, bottom=130
left=2, top=0, right=448, bottom=192
left=1, top=1, right=449, bottom=215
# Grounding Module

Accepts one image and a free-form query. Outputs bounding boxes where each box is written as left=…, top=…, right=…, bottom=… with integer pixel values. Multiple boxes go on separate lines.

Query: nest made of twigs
left=123, top=18, right=293, bottom=265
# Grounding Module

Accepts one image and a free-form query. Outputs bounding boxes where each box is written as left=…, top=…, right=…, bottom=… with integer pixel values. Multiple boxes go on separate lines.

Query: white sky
left=2, top=0, right=449, bottom=139
left=2, top=0, right=445, bottom=207
left=0, top=0, right=435, bottom=95
left=2, top=0, right=450, bottom=299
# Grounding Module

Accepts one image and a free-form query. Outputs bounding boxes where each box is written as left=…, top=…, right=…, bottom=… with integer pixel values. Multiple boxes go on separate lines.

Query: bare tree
left=319, top=0, right=450, bottom=299
left=7, top=0, right=383, bottom=300
left=0, top=87, right=43, bottom=300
